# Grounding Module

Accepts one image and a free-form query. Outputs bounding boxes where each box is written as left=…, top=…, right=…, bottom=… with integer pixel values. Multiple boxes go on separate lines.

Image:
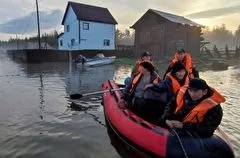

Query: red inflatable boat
left=102, top=80, right=234, bottom=158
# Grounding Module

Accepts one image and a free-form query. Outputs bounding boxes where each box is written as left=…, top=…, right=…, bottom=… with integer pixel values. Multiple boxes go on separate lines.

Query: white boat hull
left=77, top=56, right=116, bottom=67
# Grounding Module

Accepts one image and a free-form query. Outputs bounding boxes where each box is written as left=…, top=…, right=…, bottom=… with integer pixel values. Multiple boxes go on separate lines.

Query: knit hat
left=139, top=61, right=155, bottom=72
left=171, top=62, right=186, bottom=74
left=177, top=48, right=185, bottom=54
left=189, top=78, right=209, bottom=90
left=141, top=51, right=152, bottom=58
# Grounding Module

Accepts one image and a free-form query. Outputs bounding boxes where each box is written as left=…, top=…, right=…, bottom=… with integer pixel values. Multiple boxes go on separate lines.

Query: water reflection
left=1, top=51, right=240, bottom=158
left=0, top=52, right=119, bottom=158
left=39, top=74, right=44, bottom=120
left=70, top=101, right=106, bottom=127
left=65, top=64, right=116, bottom=94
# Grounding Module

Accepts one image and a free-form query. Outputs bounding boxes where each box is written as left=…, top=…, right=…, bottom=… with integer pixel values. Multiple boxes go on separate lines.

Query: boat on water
left=102, top=80, right=235, bottom=158
left=76, top=53, right=116, bottom=67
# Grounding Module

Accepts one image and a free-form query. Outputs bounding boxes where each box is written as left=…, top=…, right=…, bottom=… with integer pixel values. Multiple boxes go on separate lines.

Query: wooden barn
left=131, top=9, right=202, bottom=60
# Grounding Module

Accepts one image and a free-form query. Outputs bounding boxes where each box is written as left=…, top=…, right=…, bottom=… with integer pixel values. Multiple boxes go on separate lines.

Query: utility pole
left=36, top=0, right=41, bottom=49
left=16, top=34, right=19, bottom=50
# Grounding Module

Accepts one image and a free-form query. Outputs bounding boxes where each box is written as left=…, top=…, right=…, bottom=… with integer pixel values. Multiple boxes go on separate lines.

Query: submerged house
left=131, top=9, right=202, bottom=59
left=58, top=1, right=117, bottom=50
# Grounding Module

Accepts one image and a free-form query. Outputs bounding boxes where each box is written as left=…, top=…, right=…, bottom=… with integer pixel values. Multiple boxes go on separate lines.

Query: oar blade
left=70, top=93, right=83, bottom=99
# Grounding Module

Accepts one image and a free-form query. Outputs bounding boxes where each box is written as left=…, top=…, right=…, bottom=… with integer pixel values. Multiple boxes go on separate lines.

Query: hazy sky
left=0, top=0, right=240, bottom=40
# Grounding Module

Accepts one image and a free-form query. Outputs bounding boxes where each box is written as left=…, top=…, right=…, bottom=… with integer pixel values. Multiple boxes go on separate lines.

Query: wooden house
left=131, top=9, right=202, bottom=59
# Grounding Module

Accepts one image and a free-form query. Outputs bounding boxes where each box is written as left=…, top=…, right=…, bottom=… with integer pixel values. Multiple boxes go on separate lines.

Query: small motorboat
left=102, top=80, right=235, bottom=158
left=76, top=54, right=116, bottom=67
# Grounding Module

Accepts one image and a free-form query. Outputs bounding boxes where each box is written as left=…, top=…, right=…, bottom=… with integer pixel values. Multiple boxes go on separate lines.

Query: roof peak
left=149, top=9, right=200, bottom=26
left=68, top=1, right=107, bottom=9
left=61, top=1, right=117, bottom=25
left=149, top=9, right=184, bottom=18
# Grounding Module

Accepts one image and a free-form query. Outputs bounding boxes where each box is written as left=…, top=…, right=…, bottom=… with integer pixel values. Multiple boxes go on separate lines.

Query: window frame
left=66, top=25, right=70, bottom=32
left=71, top=38, right=75, bottom=46
left=103, top=39, right=110, bottom=46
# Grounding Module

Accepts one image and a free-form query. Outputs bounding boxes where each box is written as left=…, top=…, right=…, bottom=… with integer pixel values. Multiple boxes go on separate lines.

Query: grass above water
left=115, top=57, right=136, bottom=66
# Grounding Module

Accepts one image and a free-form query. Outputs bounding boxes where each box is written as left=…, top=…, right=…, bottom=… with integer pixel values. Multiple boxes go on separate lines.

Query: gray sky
left=0, top=0, right=240, bottom=40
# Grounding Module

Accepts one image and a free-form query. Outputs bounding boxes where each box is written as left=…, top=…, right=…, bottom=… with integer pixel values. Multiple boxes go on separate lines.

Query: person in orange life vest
left=123, top=51, right=154, bottom=97
left=146, top=61, right=189, bottom=103
left=123, top=61, right=161, bottom=121
left=162, top=78, right=225, bottom=138
left=131, top=51, right=153, bottom=78
left=164, top=48, right=197, bottom=79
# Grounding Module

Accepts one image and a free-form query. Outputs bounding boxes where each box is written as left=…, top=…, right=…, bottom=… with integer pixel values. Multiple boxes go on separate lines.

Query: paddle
left=70, top=88, right=125, bottom=99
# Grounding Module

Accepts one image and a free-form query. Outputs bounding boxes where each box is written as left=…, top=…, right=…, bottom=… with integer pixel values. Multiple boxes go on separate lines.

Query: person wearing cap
left=165, top=48, right=196, bottom=79
left=146, top=61, right=189, bottom=103
left=123, top=61, right=161, bottom=120
left=131, top=51, right=153, bottom=78
left=162, top=78, right=225, bottom=138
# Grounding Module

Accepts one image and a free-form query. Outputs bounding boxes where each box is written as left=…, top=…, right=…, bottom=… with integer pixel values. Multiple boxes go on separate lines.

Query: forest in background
left=203, top=24, right=240, bottom=50
left=0, top=24, right=239, bottom=50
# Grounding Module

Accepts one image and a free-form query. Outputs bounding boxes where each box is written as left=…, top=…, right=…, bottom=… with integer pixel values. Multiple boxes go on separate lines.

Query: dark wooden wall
left=133, top=12, right=201, bottom=60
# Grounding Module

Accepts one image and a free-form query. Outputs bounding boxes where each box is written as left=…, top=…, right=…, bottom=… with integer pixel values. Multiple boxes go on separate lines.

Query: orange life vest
left=166, top=72, right=189, bottom=94
left=175, top=86, right=225, bottom=123
left=171, top=52, right=194, bottom=78
left=129, top=73, right=160, bottom=94
left=131, top=60, right=143, bottom=77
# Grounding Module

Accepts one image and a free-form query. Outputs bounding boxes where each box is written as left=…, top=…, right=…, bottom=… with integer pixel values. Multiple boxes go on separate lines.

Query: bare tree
left=235, top=25, right=240, bottom=46
left=115, top=29, right=134, bottom=46
left=203, top=24, right=235, bottom=49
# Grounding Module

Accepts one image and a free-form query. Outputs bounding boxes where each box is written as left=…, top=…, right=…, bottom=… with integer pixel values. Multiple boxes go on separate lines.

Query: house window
left=60, top=40, right=63, bottom=46
left=103, top=39, right=110, bottom=46
left=71, top=39, right=75, bottom=46
left=67, top=25, right=70, bottom=32
left=83, top=22, right=89, bottom=30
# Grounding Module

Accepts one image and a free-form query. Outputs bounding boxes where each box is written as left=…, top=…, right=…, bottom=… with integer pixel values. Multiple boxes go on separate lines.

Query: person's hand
left=145, top=84, right=153, bottom=89
left=166, top=120, right=174, bottom=128
left=172, top=120, right=183, bottom=129
left=166, top=120, right=183, bottom=129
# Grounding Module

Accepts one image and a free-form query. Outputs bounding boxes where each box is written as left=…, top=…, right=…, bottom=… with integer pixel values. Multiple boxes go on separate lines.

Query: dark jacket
left=152, top=71, right=188, bottom=103
left=162, top=89, right=223, bottom=138
left=152, top=77, right=173, bottom=102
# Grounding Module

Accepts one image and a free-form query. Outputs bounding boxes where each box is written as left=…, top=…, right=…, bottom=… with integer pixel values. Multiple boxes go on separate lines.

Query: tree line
left=0, top=31, right=58, bottom=49
left=203, top=24, right=240, bottom=50
left=1, top=24, right=239, bottom=50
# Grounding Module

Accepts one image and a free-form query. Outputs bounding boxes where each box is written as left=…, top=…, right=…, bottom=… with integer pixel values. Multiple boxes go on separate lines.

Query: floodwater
left=0, top=51, right=239, bottom=157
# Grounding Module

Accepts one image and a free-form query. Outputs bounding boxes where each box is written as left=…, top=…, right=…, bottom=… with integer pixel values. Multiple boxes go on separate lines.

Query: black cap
left=139, top=61, right=155, bottom=72
left=177, top=48, right=185, bottom=53
left=171, top=62, right=186, bottom=74
left=141, top=51, right=152, bottom=58
left=189, top=78, right=209, bottom=90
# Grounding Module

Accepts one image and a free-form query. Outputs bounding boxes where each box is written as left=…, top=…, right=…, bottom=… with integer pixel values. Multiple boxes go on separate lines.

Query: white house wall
left=79, top=21, right=115, bottom=50
left=59, top=6, right=79, bottom=50
left=58, top=6, right=116, bottom=50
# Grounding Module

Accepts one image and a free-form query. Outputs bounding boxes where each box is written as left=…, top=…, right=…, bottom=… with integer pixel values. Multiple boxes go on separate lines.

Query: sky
left=0, top=0, right=240, bottom=40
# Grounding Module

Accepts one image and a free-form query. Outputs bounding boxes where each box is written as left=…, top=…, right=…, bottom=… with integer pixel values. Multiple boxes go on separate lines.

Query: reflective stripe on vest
left=166, top=72, right=189, bottom=94
left=175, top=86, right=225, bottom=123
left=129, top=73, right=143, bottom=93
left=136, top=60, right=142, bottom=74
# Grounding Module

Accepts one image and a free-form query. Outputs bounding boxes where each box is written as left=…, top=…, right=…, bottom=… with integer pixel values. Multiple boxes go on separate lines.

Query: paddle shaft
left=81, top=88, right=125, bottom=97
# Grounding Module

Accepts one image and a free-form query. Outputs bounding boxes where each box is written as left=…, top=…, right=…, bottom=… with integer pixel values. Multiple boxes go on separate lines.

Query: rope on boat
left=105, top=115, right=150, bottom=157
left=171, top=129, right=189, bottom=158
